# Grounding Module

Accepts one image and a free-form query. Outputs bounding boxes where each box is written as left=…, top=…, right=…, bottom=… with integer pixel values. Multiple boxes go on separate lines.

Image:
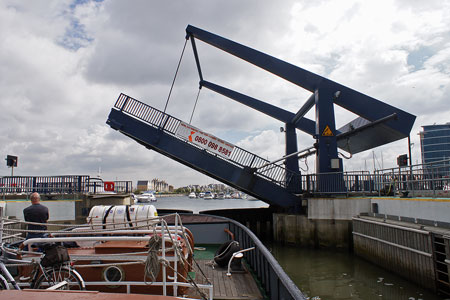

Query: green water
left=269, top=244, right=443, bottom=300
left=155, top=196, right=445, bottom=299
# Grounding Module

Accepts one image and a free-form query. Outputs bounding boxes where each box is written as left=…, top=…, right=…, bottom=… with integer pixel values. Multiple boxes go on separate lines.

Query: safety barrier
left=302, top=160, right=450, bottom=196
left=0, top=175, right=132, bottom=197
left=224, top=216, right=306, bottom=299
left=0, top=175, right=89, bottom=195
left=374, top=159, right=450, bottom=197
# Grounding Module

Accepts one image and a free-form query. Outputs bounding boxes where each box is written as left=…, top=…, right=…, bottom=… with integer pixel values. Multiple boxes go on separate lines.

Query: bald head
left=30, top=192, right=41, bottom=204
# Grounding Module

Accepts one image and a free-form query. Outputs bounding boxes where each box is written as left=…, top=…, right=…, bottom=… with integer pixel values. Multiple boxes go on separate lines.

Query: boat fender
left=214, top=240, right=240, bottom=267
left=102, top=205, right=115, bottom=229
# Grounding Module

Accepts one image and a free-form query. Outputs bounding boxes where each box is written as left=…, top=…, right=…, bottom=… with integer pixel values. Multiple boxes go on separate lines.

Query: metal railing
left=0, top=214, right=23, bottom=243
left=1, top=175, right=133, bottom=198
left=374, top=159, right=450, bottom=197
left=0, top=175, right=89, bottom=196
left=85, top=177, right=133, bottom=194
left=223, top=216, right=306, bottom=299
left=302, top=159, right=450, bottom=197
left=302, top=171, right=376, bottom=195
left=114, top=93, right=301, bottom=191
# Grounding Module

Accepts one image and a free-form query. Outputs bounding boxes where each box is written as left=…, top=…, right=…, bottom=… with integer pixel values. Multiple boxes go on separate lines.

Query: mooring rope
left=144, top=232, right=163, bottom=284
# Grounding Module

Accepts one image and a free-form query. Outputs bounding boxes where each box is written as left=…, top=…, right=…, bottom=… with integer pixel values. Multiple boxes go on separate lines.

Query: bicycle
left=31, top=262, right=85, bottom=290
left=0, top=242, right=85, bottom=290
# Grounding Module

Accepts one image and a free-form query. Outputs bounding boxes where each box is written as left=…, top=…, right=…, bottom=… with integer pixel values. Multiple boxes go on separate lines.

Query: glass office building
left=420, top=123, right=450, bottom=177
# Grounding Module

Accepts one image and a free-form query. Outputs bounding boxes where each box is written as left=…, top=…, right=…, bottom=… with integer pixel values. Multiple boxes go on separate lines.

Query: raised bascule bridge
left=106, top=25, right=416, bottom=211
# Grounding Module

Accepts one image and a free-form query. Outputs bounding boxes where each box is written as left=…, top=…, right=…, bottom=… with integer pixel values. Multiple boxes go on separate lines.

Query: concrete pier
left=273, top=197, right=371, bottom=248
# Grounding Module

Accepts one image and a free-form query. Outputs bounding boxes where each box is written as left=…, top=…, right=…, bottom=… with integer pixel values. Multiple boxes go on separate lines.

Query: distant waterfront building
left=136, top=180, right=151, bottom=191
left=207, top=183, right=225, bottom=191
left=419, top=123, right=450, bottom=177
left=151, top=178, right=169, bottom=192
left=137, top=179, right=170, bottom=192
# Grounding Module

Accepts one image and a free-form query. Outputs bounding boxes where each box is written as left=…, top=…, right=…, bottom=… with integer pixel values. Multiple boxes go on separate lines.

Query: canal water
left=269, top=244, right=442, bottom=300
left=153, top=195, right=443, bottom=299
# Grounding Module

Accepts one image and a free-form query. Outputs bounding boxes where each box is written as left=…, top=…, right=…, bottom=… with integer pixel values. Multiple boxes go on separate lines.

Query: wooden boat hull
left=18, top=238, right=193, bottom=296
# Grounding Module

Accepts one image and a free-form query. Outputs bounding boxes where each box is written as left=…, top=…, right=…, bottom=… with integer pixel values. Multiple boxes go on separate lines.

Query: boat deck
left=186, top=259, right=263, bottom=300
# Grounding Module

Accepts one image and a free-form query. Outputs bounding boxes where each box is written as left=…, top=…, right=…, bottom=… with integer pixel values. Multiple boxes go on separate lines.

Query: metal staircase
left=107, top=93, right=301, bottom=208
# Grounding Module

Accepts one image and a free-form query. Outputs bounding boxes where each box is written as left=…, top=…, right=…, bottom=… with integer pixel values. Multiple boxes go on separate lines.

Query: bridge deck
left=107, top=93, right=301, bottom=208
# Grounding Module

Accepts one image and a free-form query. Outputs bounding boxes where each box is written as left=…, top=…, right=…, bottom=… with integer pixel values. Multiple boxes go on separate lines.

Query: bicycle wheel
left=33, top=265, right=84, bottom=290
left=0, top=274, right=9, bottom=289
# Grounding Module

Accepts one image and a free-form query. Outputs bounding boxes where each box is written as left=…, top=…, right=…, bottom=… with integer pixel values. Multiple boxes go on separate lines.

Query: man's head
left=30, top=192, right=41, bottom=204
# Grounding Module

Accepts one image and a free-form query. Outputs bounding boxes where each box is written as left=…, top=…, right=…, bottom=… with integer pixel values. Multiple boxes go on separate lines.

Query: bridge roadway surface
left=106, top=98, right=300, bottom=209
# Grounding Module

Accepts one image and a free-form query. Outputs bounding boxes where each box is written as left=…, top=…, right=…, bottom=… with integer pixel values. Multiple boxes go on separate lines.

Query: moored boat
left=231, top=192, right=242, bottom=199
left=133, top=191, right=157, bottom=203
left=1, top=206, right=305, bottom=299
left=203, top=191, right=214, bottom=200
left=188, top=192, right=197, bottom=198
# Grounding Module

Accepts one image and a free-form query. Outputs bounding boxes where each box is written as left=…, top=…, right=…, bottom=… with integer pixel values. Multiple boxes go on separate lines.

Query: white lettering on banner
left=175, top=122, right=235, bottom=158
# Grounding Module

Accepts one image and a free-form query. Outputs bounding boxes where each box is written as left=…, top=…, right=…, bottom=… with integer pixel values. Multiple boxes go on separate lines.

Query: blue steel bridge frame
left=106, top=25, right=416, bottom=208
left=185, top=25, right=416, bottom=186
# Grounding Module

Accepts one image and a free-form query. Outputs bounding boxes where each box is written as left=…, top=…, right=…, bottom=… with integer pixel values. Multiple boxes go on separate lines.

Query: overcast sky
left=1, top=0, right=449, bottom=188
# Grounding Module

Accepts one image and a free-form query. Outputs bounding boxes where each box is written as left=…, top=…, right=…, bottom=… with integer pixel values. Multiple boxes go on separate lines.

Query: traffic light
left=397, top=154, right=408, bottom=167
left=6, top=155, right=18, bottom=167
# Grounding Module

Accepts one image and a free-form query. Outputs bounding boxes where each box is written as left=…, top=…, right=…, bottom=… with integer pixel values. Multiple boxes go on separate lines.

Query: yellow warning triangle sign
left=322, top=125, right=334, bottom=136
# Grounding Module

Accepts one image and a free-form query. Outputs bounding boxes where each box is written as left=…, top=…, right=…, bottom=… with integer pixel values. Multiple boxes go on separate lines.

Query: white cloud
left=1, top=0, right=449, bottom=188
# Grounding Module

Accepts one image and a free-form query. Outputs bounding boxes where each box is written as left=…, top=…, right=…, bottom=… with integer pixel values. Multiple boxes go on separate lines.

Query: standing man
left=23, top=192, right=49, bottom=240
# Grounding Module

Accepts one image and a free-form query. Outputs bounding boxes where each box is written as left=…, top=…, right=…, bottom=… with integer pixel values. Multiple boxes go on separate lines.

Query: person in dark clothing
left=23, top=192, right=49, bottom=246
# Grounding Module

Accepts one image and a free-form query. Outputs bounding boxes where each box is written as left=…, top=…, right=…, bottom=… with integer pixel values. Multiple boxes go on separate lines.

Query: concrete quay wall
left=371, top=197, right=450, bottom=224
left=352, top=216, right=438, bottom=293
left=273, top=196, right=450, bottom=248
left=273, top=198, right=371, bottom=248
left=272, top=197, right=450, bottom=295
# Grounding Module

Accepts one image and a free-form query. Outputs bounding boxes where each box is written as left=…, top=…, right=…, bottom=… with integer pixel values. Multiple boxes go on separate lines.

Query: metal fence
left=114, top=93, right=301, bottom=192
left=0, top=175, right=133, bottom=198
left=302, top=171, right=376, bottom=195
left=0, top=175, right=89, bottom=195
left=302, top=159, right=450, bottom=197
left=85, top=177, right=133, bottom=194
left=374, top=159, right=450, bottom=197
left=0, top=207, right=24, bottom=243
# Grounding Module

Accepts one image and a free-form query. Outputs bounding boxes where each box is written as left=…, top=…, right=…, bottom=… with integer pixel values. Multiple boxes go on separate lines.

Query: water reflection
left=269, top=244, right=442, bottom=300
